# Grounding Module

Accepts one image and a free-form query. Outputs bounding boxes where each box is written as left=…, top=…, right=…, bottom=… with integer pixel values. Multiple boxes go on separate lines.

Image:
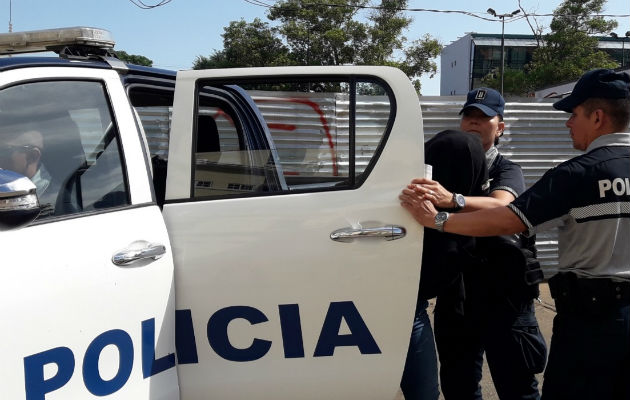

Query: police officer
left=412, top=88, right=546, bottom=400
left=400, top=68, right=630, bottom=400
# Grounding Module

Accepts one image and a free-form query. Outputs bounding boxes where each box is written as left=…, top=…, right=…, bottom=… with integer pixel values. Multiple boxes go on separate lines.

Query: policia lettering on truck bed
left=0, top=27, right=426, bottom=399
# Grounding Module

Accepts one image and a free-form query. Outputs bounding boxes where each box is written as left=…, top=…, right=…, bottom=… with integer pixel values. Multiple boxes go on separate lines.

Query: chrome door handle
left=330, top=225, right=406, bottom=242
left=112, top=240, right=166, bottom=266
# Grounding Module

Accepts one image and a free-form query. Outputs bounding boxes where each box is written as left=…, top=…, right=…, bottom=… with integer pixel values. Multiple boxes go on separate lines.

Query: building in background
left=441, top=33, right=628, bottom=96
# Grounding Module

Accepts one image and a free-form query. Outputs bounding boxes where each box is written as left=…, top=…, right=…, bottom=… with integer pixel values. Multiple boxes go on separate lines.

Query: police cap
left=460, top=87, right=505, bottom=118
left=553, top=69, right=630, bottom=112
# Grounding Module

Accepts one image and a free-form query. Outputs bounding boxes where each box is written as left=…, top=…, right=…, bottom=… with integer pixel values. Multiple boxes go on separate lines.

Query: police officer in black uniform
left=413, top=88, right=546, bottom=400
left=400, top=68, right=630, bottom=400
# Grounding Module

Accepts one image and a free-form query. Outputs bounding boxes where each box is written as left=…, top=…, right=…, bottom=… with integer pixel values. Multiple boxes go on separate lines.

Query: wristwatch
left=434, top=211, right=450, bottom=232
left=452, top=193, right=465, bottom=211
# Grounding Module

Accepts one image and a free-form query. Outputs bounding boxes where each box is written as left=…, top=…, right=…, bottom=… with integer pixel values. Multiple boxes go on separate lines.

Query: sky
left=1, top=0, right=629, bottom=95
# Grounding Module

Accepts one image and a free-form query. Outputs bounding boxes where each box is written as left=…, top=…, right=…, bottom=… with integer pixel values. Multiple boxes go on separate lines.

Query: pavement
left=396, top=283, right=556, bottom=400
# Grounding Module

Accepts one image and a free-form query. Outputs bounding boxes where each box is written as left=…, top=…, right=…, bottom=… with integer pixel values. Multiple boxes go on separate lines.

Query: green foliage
left=548, top=0, right=617, bottom=34
left=267, top=0, right=370, bottom=66
left=401, top=35, right=442, bottom=91
left=115, top=50, right=152, bottom=66
left=360, top=0, right=412, bottom=64
left=509, top=0, right=618, bottom=91
left=193, top=18, right=291, bottom=69
left=481, top=68, right=531, bottom=96
left=194, top=0, right=441, bottom=93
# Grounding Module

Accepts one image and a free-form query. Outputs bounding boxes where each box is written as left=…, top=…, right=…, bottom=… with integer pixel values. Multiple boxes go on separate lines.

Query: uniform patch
left=475, top=89, right=487, bottom=101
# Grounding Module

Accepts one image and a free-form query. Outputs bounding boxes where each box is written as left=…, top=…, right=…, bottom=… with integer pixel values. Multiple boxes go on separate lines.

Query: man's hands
left=407, top=178, right=454, bottom=209
left=399, top=183, right=439, bottom=229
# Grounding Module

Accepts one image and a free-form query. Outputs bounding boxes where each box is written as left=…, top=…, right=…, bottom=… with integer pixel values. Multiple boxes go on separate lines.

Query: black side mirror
left=0, top=169, right=41, bottom=231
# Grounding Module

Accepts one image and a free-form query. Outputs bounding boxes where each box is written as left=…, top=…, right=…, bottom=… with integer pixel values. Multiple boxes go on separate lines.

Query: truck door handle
left=112, top=240, right=166, bottom=266
left=330, top=225, right=406, bottom=242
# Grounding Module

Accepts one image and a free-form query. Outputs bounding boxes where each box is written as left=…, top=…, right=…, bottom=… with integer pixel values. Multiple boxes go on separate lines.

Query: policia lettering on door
left=23, top=301, right=379, bottom=400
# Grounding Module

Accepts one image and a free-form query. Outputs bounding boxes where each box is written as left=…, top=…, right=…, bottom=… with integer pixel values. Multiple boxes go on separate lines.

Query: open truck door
left=165, top=66, right=426, bottom=399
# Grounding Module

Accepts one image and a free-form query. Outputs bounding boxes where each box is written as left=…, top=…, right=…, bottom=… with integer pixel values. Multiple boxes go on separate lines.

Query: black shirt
left=488, top=149, right=526, bottom=197
left=509, top=133, right=630, bottom=280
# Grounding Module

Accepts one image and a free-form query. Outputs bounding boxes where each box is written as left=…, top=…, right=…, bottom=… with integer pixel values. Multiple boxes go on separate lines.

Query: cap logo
left=475, top=89, right=487, bottom=100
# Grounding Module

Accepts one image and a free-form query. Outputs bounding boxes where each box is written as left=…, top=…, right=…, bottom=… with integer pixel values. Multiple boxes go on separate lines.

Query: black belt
left=549, top=272, right=630, bottom=314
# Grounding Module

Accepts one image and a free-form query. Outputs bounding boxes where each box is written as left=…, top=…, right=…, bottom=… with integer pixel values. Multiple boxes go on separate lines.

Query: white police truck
left=0, top=27, right=425, bottom=400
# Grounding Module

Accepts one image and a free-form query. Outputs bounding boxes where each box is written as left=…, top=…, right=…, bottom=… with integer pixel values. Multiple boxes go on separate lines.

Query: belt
left=549, top=272, right=630, bottom=314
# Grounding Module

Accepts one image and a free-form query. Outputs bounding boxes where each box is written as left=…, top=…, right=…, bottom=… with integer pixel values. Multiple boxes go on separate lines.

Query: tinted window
left=192, top=78, right=393, bottom=199
left=131, top=77, right=394, bottom=202
left=0, top=81, right=129, bottom=219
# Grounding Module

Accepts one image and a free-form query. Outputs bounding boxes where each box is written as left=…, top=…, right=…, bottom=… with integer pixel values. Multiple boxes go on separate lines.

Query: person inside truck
left=406, top=88, right=546, bottom=400
left=0, top=124, right=59, bottom=216
left=401, top=129, right=488, bottom=400
left=0, top=127, right=50, bottom=195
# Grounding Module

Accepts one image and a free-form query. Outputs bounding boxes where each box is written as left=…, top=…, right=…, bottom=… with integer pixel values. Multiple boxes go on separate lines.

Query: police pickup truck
left=0, top=27, right=425, bottom=400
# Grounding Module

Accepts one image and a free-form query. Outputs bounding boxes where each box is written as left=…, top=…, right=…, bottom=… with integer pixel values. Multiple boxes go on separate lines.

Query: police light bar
left=0, top=27, right=115, bottom=55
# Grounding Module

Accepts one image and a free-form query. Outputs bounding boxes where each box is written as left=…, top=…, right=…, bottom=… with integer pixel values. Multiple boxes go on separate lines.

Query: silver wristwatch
left=434, top=211, right=450, bottom=232
left=452, top=193, right=465, bottom=211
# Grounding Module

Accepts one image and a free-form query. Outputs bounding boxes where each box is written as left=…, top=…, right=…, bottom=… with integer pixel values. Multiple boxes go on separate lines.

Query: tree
left=267, top=0, right=370, bottom=66
left=400, top=35, right=442, bottom=91
left=481, top=68, right=530, bottom=96
left=193, top=18, right=291, bottom=69
left=524, top=0, right=618, bottom=90
left=115, top=50, right=152, bottom=66
left=195, top=0, right=441, bottom=93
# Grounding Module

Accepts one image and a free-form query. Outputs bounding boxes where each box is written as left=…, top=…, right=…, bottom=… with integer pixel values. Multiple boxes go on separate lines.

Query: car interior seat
left=39, top=112, right=87, bottom=216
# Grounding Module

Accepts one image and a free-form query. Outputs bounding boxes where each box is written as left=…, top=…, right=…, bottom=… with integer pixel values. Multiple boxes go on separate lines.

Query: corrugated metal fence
left=421, top=96, right=579, bottom=274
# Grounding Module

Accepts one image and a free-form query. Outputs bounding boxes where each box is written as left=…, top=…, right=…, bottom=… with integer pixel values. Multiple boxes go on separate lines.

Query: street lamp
left=610, top=31, right=630, bottom=68
left=487, top=8, right=520, bottom=95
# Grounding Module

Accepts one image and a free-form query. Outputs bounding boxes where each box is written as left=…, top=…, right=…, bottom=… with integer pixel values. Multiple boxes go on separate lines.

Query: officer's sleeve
left=508, top=164, right=574, bottom=236
left=490, top=160, right=526, bottom=197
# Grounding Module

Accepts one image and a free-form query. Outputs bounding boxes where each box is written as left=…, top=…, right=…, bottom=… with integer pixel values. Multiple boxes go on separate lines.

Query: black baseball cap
left=460, top=87, right=505, bottom=117
left=553, top=69, right=630, bottom=112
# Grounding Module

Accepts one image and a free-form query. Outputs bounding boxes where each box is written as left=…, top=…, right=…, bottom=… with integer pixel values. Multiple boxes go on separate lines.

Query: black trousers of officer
left=434, top=283, right=546, bottom=400
left=543, top=273, right=630, bottom=400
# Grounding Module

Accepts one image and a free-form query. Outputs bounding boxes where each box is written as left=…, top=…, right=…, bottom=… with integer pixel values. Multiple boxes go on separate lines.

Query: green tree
left=400, top=35, right=442, bottom=91
left=195, top=0, right=441, bottom=93
left=115, top=50, right=152, bottom=66
left=193, top=18, right=291, bottom=69
left=267, top=0, right=370, bottom=66
left=525, top=0, right=618, bottom=90
left=481, top=68, right=530, bottom=96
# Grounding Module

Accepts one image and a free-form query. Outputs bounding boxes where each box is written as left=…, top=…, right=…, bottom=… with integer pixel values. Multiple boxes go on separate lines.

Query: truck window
left=192, top=78, right=394, bottom=199
left=0, top=80, right=129, bottom=220
left=129, top=77, right=394, bottom=202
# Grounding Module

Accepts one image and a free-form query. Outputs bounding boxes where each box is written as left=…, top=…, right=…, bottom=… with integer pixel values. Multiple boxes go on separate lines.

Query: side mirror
left=0, top=169, right=41, bottom=231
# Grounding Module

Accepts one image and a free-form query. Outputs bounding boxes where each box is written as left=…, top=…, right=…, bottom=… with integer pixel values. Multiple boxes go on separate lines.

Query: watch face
left=435, top=211, right=449, bottom=232
left=436, top=212, right=449, bottom=223
left=455, top=193, right=466, bottom=208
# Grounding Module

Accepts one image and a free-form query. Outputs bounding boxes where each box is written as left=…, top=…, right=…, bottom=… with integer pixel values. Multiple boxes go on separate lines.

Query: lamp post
left=610, top=31, right=630, bottom=68
left=487, top=8, right=520, bottom=95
